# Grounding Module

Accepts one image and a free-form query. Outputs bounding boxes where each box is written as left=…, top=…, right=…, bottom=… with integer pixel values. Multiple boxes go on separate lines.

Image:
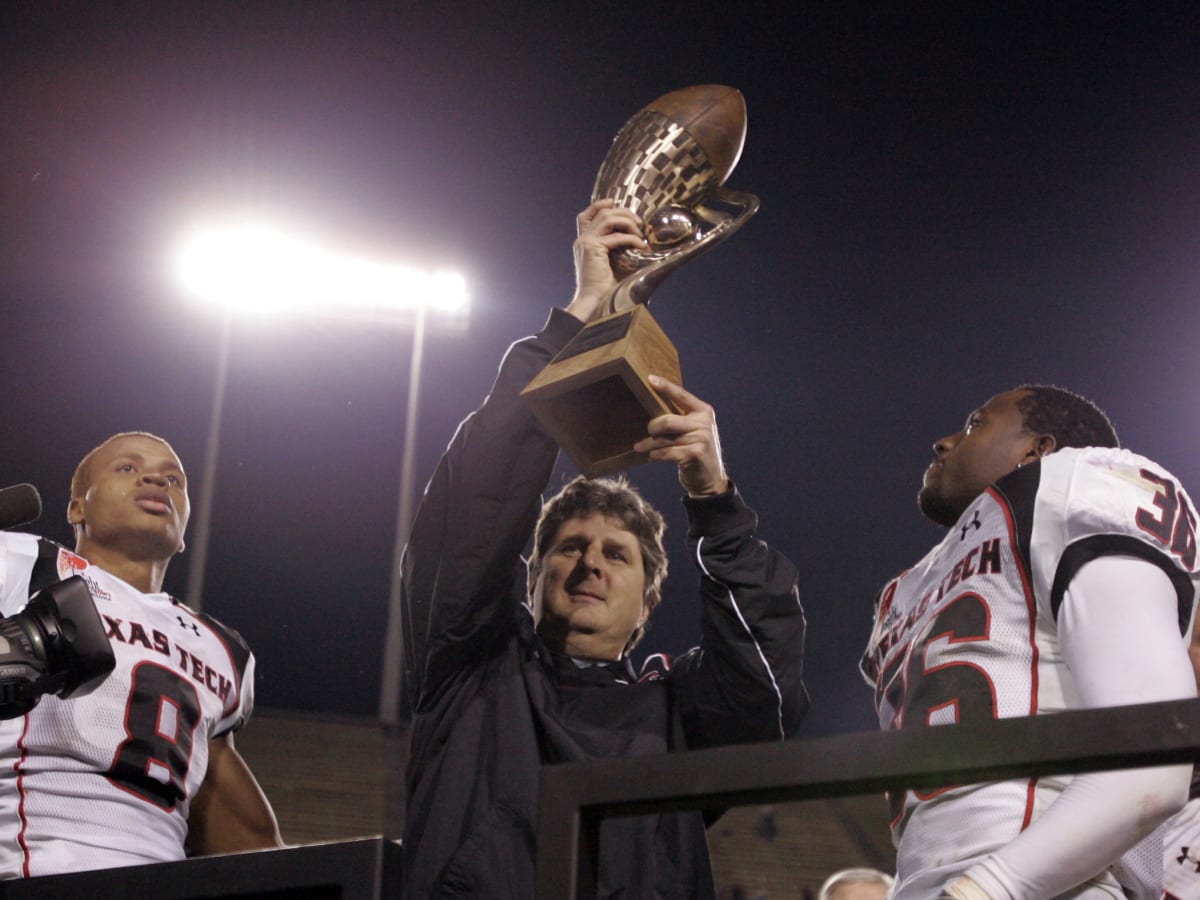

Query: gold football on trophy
left=593, top=85, right=752, bottom=287
left=522, top=85, right=759, bottom=476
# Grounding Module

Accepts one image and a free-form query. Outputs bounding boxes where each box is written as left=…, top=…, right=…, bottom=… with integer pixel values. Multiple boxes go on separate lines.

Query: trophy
left=521, top=84, right=759, bottom=476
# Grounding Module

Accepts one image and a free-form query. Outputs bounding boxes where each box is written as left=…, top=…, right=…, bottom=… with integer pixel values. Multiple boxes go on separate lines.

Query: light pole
left=176, top=224, right=469, bottom=686
left=379, top=302, right=426, bottom=728
left=185, top=310, right=232, bottom=612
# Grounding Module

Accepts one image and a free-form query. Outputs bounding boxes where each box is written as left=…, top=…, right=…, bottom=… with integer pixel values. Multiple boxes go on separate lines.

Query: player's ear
left=1033, top=434, right=1057, bottom=458
left=67, top=496, right=84, bottom=526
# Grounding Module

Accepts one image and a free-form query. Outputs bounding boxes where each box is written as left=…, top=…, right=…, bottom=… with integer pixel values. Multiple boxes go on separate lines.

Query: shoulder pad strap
left=28, top=537, right=67, bottom=597
left=170, top=597, right=253, bottom=682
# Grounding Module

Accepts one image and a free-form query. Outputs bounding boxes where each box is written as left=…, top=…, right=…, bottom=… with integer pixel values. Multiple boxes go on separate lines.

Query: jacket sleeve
left=400, top=309, right=583, bottom=712
left=670, top=485, right=809, bottom=747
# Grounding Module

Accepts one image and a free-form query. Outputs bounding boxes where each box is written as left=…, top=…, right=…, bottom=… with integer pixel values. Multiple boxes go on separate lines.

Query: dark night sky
left=2, top=3, right=1199, bottom=736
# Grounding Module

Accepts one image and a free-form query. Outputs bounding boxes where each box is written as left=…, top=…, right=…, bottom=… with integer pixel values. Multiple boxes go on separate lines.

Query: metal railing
left=535, top=697, right=1200, bottom=898
left=1, top=837, right=402, bottom=899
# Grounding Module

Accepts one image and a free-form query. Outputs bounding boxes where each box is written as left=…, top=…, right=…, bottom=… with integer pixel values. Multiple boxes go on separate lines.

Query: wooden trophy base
left=520, top=305, right=681, bottom=477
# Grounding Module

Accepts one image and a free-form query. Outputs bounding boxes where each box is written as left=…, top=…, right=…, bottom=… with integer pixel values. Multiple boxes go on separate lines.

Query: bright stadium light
left=174, top=223, right=470, bottom=728
left=177, top=224, right=470, bottom=322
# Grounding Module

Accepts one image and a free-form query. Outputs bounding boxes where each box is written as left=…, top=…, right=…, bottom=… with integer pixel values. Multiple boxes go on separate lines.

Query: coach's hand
left=565, top=200, right=647, bottom=324
left=635, top=376, right=730, bottom=498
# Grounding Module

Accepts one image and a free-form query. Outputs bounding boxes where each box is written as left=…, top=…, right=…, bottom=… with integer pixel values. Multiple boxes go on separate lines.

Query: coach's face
left=531, top=513, right=648, bottom=661
left=918, top=389, right=1051, bottom=527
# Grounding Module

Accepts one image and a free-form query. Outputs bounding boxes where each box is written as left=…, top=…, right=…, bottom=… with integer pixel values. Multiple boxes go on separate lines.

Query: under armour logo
left=177, top=616, right=200, bottom=637
left=1176, top=845, right=1200, bottom=873
left=960, top=510, right=982, bottom=540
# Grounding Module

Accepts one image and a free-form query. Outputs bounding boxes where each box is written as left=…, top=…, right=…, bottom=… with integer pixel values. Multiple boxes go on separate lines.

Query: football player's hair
left=817, top=867, right=894, bottom=900
left=1015, top=385, right=1119, bottom=450
left=530, top=476, right=667, bottom=654
left=71, top=432, right=180, bottom=500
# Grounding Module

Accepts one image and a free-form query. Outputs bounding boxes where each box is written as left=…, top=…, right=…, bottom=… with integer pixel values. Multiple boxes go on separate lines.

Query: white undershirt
left=961, top=555, right=1194, bottom=899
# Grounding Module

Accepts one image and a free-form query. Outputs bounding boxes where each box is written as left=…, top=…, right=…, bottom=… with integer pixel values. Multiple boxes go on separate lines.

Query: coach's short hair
left=818, top=867, right=894, bottom=900
left=1015, top=384, right=1119, bottom=450
left=529, top=476, right=667, bottom=653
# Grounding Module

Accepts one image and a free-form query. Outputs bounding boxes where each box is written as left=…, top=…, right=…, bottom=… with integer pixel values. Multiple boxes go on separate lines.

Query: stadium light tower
left=175, top=224, right=469, bottom=728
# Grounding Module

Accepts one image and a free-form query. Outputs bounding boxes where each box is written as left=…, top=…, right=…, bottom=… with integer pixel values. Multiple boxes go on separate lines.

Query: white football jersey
left=1163, top=793, right=1200, bottom=899
left=0, top=532, right=255, bottom=878
left=861, top=447, right=1200, bottom=898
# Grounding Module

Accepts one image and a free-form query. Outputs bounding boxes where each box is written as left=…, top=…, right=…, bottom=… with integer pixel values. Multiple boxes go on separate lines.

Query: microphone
left=0, top=484, right=42, bottom=531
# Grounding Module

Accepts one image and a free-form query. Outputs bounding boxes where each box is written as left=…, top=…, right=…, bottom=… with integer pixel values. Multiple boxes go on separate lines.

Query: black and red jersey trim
left=991, top=463, right=1040, bottom=581
left=1050, top=534, right=1193, bottom=636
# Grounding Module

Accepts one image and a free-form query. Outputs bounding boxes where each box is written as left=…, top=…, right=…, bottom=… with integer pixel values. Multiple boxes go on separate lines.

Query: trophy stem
left=522, top=85, right=759, bottom=476
left=601, top=186, right=761, bottom=318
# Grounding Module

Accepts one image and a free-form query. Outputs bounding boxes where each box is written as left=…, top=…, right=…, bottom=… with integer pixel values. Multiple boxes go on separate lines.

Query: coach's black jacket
left=400, top=309, right=809, bottom=898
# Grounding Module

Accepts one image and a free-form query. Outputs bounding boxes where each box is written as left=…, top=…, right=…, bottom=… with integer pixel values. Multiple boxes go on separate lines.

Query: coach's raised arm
left=399, top=200, right=808, bottom=898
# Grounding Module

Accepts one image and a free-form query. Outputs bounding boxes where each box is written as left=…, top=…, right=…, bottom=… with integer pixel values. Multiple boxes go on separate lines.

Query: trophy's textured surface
left=521, top=85, right=758, bottom=475
left=589, top=84, right=759, bottom=309
left=648, top=84, right=747, bottom=178
left=592, top=84, right=746, bottom=221
left=593, top=111, right=711, bottom=225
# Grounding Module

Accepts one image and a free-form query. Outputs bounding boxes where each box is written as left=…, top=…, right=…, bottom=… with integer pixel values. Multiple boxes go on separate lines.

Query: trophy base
left=520, top=306, right=681, bottom=477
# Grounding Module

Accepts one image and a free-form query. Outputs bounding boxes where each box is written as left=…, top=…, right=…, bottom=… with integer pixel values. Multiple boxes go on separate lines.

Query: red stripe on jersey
left=989, top=485, right=1042, bottom=830
left=15, top=714, right=32, bottom=877
left=878, top=577, right=900, bottom=619
left=189, top=615, right=242, bottom=719
left=887, top=788, right=904, bottom=832
left=1022, top=777, right=1039, bottom=831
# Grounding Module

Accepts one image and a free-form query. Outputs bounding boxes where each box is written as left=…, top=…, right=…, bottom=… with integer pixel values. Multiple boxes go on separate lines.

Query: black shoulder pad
left=170, top=597, right=253, bottom=681
left=28, top=537, right=69, bottom=598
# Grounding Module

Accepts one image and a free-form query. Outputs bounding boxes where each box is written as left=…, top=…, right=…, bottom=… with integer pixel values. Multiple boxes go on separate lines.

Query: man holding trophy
left=400, top=87, right=808, bottom=897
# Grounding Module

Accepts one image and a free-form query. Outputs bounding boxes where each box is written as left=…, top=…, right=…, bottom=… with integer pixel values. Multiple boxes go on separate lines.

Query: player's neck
left=74, top=541, right=169, bottom=594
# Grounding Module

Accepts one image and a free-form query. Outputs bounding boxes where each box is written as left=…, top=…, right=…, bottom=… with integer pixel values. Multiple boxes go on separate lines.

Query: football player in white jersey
left=1158, top=624, right=1200, bottom=899
left=1161, top=775, right=1200, bottom=898
left=0, top=432, right=281, bottom=878
left=860, top=387, right=1199, bottom=899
